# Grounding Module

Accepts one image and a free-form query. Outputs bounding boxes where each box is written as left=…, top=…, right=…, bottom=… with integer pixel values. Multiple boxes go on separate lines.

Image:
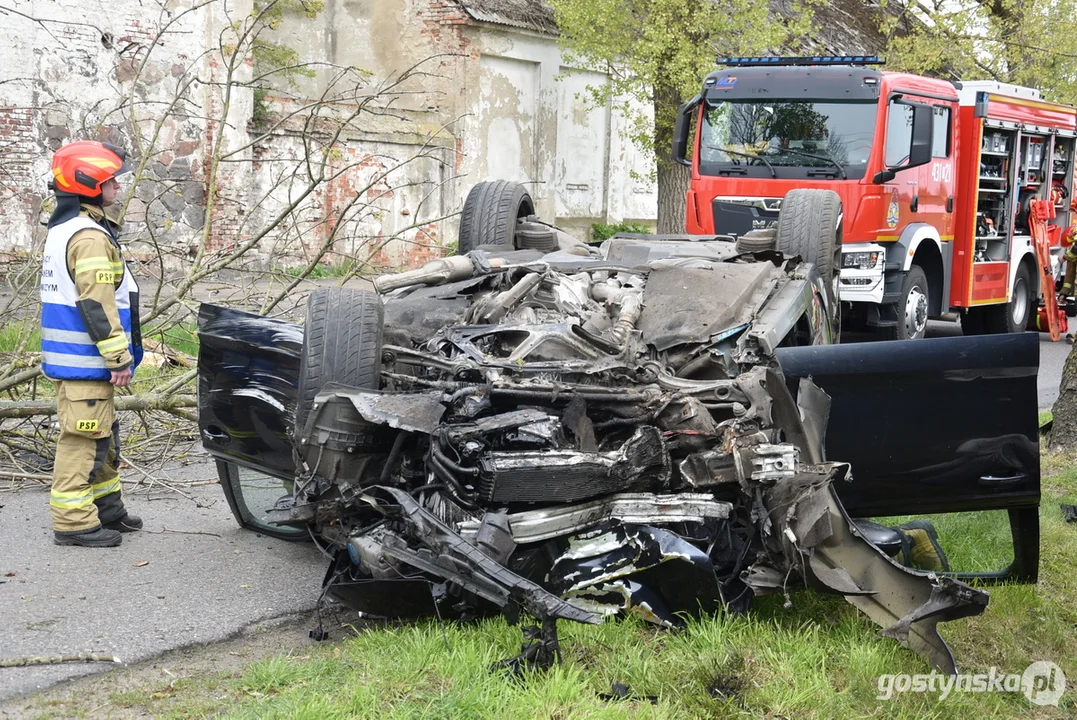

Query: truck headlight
left=842, top=251, right=881, bottom=270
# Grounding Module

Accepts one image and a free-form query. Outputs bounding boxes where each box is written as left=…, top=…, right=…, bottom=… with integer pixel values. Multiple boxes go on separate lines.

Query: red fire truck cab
left=673, top=56, right=1077, bottom=340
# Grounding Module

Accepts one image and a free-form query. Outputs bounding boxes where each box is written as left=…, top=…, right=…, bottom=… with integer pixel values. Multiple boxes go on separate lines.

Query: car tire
left=457, top=181, right=536, bottom=254
left=735, top=228, right=777, bottom=253
left=775, top=189, right=842, bottom=309
left=882, top=266, right=929, bottom=340
left=982, top=262, right=1032, bottom=334
left=295, top=287, right=383, bottom=435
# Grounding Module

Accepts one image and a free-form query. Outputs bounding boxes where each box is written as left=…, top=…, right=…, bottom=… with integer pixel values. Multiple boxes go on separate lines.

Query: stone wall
left=0, top=0, right=245, bottom=261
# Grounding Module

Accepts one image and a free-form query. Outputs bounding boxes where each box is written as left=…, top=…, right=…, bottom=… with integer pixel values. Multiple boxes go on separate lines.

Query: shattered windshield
left=699, top=100, right=878, bottom=180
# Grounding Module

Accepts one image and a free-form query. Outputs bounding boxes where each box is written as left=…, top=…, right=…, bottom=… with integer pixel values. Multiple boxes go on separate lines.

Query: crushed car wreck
left=198, top=183, right=1041, bottom=675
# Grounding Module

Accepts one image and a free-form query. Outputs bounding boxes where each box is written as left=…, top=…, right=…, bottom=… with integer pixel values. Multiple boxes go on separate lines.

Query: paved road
left=0, top=456, right=325, bottom=703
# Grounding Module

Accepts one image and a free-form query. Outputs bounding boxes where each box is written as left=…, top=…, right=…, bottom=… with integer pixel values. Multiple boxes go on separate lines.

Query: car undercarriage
left=198, top=185, right=1040, bottom=675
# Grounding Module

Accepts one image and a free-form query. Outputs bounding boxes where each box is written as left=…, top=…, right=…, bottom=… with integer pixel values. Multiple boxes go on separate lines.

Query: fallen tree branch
left=142, top=338, right=196, bottom=368
left=0, top=366, right=41, bottom=393
left=145, top=527, right=222, bottom=537
left=0, top=394, right=197, bottom=419
left=0, top=470, right=51, bottom=482
left=0, top=654, right=121, bottom=668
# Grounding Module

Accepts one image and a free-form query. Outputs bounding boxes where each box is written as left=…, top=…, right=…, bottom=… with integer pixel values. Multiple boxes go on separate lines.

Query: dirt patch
left=0, top=611, right=362, bottom=719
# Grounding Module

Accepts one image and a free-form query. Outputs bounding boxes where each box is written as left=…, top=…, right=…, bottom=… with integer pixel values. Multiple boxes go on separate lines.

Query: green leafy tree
left=550, top=0, right=815, bottom=232
left=881, top=0, right=1077, bottom=104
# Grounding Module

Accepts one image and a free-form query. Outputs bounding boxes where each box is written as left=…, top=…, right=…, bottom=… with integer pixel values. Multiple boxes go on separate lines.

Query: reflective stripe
left=74, top=257, right=113, bottom=274
left=42, top=339, right=106, bottom=356
left=90, top=476, right=121, bottom=498
left=42, top=350, right=107, bottom=369
left=50, top=488, right=95, bottom=509
left=96, top=335, right=129, bottom=354
left=41, top=327, right=97, bottom=344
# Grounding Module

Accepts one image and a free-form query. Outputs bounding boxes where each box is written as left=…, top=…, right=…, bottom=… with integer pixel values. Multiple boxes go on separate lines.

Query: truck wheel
left=457, top=181, right=535, bottom=254
left=882, top=266, right=929, bottom=340
left=775, top=189, right=843, bottom=309
left=982, top=262, right=1032, bottom=334
left=295, top=288, right=383, bottom=434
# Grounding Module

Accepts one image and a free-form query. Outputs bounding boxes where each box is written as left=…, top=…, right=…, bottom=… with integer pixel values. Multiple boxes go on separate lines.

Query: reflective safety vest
left=40, top=216, right=142, bottom=381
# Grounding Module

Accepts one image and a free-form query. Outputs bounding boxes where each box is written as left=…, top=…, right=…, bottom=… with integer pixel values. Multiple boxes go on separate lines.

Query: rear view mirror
left=873, top=98, right=935, bottom=183
left=672, top=95, right=701, bottom=167
left=908, top=103, right=934, bottom=168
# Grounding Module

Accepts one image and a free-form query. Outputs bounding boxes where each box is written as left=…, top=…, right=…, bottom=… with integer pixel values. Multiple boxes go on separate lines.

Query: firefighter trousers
left=50, top=380, right=127, bottom=534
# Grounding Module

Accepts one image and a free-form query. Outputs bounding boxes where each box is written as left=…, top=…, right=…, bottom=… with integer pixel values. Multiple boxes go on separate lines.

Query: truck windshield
left=699, top=100, right=878, bottom=180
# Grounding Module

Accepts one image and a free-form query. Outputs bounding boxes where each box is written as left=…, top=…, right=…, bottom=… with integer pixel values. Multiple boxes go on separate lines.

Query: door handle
left=910, top=195, right=919, bottom=212
left=946, top=196, right=954, bottom=213
left=202, top=425, right=231, bottom=444
left=978, top=473, right=1027, bottom=488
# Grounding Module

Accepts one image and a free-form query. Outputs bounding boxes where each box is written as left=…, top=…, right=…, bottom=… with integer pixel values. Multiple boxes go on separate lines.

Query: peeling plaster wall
left=0, top=0, right=657, bottom=263
left=461, top=26, right=657, bottom=238
left=266, top=1, right=657, bottom=253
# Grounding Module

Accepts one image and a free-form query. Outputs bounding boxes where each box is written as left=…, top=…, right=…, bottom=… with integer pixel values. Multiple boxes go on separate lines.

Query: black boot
left=103, top=514, right=143, bottom=533
left=54, top=527, right=122, bottom=547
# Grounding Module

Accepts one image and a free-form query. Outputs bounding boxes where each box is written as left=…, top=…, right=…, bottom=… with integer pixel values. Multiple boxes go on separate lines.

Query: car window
left=884, top=100, right=914, bottom=167
left=932, top=106, right=951, bottom=158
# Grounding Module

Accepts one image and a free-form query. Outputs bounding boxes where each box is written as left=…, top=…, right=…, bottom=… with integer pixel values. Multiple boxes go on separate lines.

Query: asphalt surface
left=0, top=323, right=1070, bottom=707
left=0, top=455, right=326, bottom=704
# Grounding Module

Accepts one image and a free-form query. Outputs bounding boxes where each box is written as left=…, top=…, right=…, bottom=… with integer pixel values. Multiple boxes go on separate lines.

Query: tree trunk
left=1049, top=342, right=1077, bottom=450
left=653, top=83, right=690, bottom=234
left=656, top=161, right=690, bottom=234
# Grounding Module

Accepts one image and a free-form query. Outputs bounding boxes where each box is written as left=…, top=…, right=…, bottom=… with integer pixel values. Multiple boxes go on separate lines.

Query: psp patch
left=76, top=419, right=99, bottom=432
left=95, top=270, right=116, bottom=284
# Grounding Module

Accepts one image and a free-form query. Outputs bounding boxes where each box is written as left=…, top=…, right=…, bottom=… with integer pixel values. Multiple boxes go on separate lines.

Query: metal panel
left=776, top=333, right=1040, bottom=517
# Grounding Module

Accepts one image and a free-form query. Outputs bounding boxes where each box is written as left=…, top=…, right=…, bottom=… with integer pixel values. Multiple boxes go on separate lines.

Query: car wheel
left=982, top=262, right=1032, bottom=334
left=775, top=188, right=842, bottom=313
left=882, top=266, right=929, bottom=340
left=735, top=228, right=777, bottom=253
left=457, top=181, right=536, bottom=254
left=295, top=287, right=383, bottom=435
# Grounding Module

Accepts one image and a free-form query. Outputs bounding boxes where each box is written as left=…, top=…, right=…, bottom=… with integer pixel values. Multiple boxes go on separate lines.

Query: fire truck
left=671, top=56, right=1077, bottom=340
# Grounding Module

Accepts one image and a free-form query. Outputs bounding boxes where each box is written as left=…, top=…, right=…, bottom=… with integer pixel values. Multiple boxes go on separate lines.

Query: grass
left=872, top=509, right=1014, bottom=573
left=281, top=260, right=363, bottom=280
left=0, top=321, right=40, bottom=354
left=591, top=221, right=653, bottom=243
left=38, top=456, right=1072, bottom=719
left=145, top=320, right=199, bottom=357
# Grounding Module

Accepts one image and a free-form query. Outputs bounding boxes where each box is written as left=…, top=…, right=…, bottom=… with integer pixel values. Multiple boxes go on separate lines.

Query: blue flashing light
left=716, top=55, right=884, bottom=67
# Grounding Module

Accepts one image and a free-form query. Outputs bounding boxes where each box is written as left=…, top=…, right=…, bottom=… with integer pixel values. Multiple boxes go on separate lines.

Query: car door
left=776, top=332, right=1040, bottom=582
left=197, top=303, right=303, bottom=480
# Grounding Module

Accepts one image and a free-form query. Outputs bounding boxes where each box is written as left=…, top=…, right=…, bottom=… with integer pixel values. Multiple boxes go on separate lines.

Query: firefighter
left=41, top=140, right=144, bottom=547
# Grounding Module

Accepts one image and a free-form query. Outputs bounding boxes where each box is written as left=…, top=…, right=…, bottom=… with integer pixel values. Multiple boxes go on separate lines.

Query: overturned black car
left=197, top=183, right=1041, bottom=674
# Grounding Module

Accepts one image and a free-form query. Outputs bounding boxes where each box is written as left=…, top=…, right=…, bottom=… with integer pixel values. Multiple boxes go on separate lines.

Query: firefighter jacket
left=40, top=205, right=143, bottom=381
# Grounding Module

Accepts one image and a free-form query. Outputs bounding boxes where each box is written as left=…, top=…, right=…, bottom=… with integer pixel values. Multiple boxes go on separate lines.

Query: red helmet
left=50, top=141, right=130, bottom=198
